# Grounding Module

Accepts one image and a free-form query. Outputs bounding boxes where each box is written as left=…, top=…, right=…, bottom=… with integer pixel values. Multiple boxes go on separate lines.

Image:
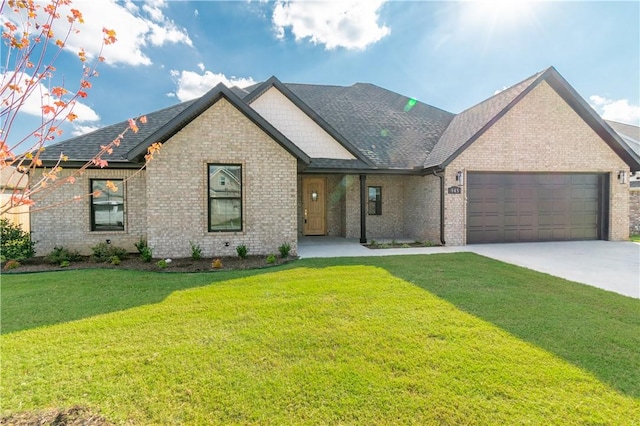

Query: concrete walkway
left=298, top=237, right=640, bottom=299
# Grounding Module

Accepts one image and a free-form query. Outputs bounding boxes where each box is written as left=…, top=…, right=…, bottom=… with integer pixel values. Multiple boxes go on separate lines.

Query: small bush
left=278, top=242, right=291, bottom=258
left=156, top=259, right=167, bottom=269
left=60, top=260, right=70, bottom=268
left=91, top=242, right=127, bottom=263
left=45, top=246, right=82, bottom=265
left=190, top=241, right=202, bottom=260
left=134, top=237, right=148, bottom=254
left=236, top=244, right=248, bottom=259
left=422, top=240, right=434, bottom=247
left=401, top=243, right=410, bottom=248
left=140, top=246, right=153, bottom=262
left=369, top=239, right=378, bottom=247
left=266, top=254, right=276, bottom=264
left=3, top=259, right=21, bottom=271
left=0, top=218, right=35, bottom=261
left=110, top=255, right=121, bottom=265
left=211, top=258, right=223, bottom=269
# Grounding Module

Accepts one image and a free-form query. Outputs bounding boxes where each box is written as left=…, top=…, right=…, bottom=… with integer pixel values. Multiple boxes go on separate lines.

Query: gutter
left=432, top=169, right=446, bottom=246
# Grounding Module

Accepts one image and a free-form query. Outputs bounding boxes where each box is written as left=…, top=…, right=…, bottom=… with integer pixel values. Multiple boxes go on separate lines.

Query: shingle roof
left=284, top=82, right=455, bottom=169
left=424, top=71, right=543, bottom=169
left=606, top=120, right=640, bottom=156
left=39, top=100, right=196, bottom=164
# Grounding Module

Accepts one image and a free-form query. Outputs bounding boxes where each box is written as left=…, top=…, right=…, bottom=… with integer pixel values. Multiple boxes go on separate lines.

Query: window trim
left=208, top=163, right=243, bottom=232
left=368, top=186, right=382, bottom=215
left=90, top=179, right=125, bottom=232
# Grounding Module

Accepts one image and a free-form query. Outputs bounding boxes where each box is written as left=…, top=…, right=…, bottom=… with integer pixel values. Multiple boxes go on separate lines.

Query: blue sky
left=4, top=0, right=640, bottom=144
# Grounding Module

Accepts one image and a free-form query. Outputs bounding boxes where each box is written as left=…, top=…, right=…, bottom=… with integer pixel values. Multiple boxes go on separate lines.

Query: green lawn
left=2, top=254, right=639, bottom=424
left=630, top=234, right=640, bottom=242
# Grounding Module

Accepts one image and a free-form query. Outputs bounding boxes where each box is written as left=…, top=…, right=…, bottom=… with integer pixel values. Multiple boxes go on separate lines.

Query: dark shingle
left=284, top=83, right=455, bottom=169
left=424, top=71, right=542, bottom=169
left=40, top=100, right=196, bottom=164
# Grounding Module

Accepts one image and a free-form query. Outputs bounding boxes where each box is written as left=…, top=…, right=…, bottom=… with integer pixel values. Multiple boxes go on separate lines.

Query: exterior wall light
left=456, top=171, right=464, bottom=186
left=618, top=170, right=628, bottom=184
left=311, top=191, right=318, bottom=201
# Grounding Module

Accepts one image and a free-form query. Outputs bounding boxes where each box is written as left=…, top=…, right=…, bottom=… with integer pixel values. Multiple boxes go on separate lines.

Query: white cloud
left=3, top=0, right=192, bottom=67
left=272, top=0, right=390, bottom=50
left=1, top=71, right=100, bottom=123
left=169, top=69, right=257, bottom=102
left=589, top=95, right=640, bottom=126
left=197, top=63, right=206, bottom=72
left=71, top=124, right=101, bottom=136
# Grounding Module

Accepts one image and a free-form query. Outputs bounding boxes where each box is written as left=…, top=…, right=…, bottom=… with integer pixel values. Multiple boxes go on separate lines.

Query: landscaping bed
left=2, top=254, right=295, bottom=274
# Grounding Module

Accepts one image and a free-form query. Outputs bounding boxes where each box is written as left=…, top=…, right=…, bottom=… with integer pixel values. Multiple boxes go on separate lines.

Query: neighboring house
left=1, top=166, right=30, bottom=232
left=32, top=66, right=640, bottom=257
left=608, top=119, right=640, bottom=235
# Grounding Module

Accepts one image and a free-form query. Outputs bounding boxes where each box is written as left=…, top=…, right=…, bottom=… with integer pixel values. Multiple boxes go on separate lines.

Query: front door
left=303, top=177, right=326, bottom=235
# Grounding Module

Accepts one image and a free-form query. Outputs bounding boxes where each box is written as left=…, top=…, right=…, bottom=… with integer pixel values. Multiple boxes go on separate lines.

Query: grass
left=630, top=234, right=640, bottom=242
left=2, top=254, right=639, bottom=424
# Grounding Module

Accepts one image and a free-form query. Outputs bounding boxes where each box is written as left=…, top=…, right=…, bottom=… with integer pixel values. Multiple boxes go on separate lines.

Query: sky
left=3, top=0, right=640, bottom=146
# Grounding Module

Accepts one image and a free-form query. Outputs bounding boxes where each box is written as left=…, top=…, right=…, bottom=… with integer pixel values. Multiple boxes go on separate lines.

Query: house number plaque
left=447, top=186, right=462, bottom=194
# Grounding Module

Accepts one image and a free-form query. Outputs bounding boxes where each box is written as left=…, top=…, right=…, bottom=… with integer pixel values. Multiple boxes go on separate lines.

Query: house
left=606, top=119, right=640, bottom=235
left=1, top=166, right=30, bottom=232
left=31, top=66, right=640, bottom=257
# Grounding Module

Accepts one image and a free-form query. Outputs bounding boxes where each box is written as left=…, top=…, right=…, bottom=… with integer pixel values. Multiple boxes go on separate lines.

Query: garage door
left=467, top=173, right=609, bottom=244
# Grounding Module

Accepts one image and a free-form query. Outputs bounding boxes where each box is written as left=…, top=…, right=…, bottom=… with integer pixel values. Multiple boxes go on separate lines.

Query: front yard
left=2, top=253, right=639, bottom=424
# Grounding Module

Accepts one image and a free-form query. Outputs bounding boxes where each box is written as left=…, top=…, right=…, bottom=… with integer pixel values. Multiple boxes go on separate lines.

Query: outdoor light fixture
left=618, top=170, right=628, bottom=184
left=311, top=191, right=319, bottom=202
left=456, top=171, right=464, bottom=186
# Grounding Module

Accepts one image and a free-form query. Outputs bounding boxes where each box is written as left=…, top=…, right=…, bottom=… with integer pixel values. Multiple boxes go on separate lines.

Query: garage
left=467, top=172, right=609, bottom=244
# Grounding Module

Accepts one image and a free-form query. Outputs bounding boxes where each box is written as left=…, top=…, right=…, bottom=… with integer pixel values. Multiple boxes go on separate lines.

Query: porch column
left=359, top=174, right=367, bottom=243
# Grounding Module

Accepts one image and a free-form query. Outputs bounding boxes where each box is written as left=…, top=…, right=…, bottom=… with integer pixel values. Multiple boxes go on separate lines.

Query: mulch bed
left=2, top=254, right=295, bottom=274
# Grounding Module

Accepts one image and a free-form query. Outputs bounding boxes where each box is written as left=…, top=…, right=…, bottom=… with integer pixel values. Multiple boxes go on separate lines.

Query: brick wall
left=446, top=81, right=630, bottom=245
left=403, top=174, right=441, bottom=244
left=145, top=98, right=298, bottom=258
left=630, top=188, right=640, bottom=235
left=31, top=168, right=147, bottom=255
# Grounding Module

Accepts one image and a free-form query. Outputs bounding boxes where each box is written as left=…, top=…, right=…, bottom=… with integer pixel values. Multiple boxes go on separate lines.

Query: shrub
left=236, top=244, right=248, bottom=259
left=423, top=240, right=434, bottom=247
left=110, top=255, right=121, bottom=265
left=0, top=218, right=35, bottom=261
left=45, top=246, right=82, bottom=265
left=134, top=237, right=148, bottom=254
left=140, top=246, right=153, bottom=262
left=266, top=254, right=276, bottom=264
left=156, top=259, right=167, bottom=269
left=3, top=259, right=21, bottom=271
left=190, top=241, right=202, bottom=260
left=60, top=260, right=70, bottom=268
left=211, top=258, right=223, bottom=269
left=91, top=242, right=128, bottom=263
left=278, top=242, right=291, bottom=258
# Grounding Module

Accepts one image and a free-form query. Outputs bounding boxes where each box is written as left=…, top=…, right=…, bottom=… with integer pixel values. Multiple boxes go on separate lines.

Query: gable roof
left=244, top=76, right=375, bottom=167
left=424, top=67, right=640, bottom=172
left=37, top=67, right=640, bottom=173
left=40, top=84, right=310, bottom=166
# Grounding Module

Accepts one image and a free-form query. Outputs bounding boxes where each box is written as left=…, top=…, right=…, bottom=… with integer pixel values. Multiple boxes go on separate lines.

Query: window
left=91, top=179, right=124, bottom=231
left=368, top=186, right=382, bottom=215
left=208, top=164, right=242, bottom=231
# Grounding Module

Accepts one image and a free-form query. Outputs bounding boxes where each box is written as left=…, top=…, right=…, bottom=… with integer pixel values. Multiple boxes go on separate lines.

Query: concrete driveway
left=298, top=238, right=640, bottom=299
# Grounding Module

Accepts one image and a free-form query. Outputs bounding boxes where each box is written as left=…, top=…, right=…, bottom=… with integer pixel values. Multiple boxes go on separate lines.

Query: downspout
left=432, top=169, right=446, bottom=245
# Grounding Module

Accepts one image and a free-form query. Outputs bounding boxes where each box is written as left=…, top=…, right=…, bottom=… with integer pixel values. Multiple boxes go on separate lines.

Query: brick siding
left=630, top=188, right=640, bottom=235
left=446, top=81, right=630, bottom=245
left=31, top=168, right=147, bottom=255
left=145, top=98, right=298, bottom=258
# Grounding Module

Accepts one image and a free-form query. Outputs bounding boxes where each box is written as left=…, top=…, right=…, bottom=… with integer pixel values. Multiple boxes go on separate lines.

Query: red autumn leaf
left=140, top=116, right=147, bottom=124
left=77, top=91, right=88, bottom=98
left=51, top=86, right=67, bottom=97
left=54, top=100, right=66, bottom=108
left=67, top=112, right=78, bottom=122
left=42, top=105, right=55, bottom=114
left=80, top=80, right=92, bottom=89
